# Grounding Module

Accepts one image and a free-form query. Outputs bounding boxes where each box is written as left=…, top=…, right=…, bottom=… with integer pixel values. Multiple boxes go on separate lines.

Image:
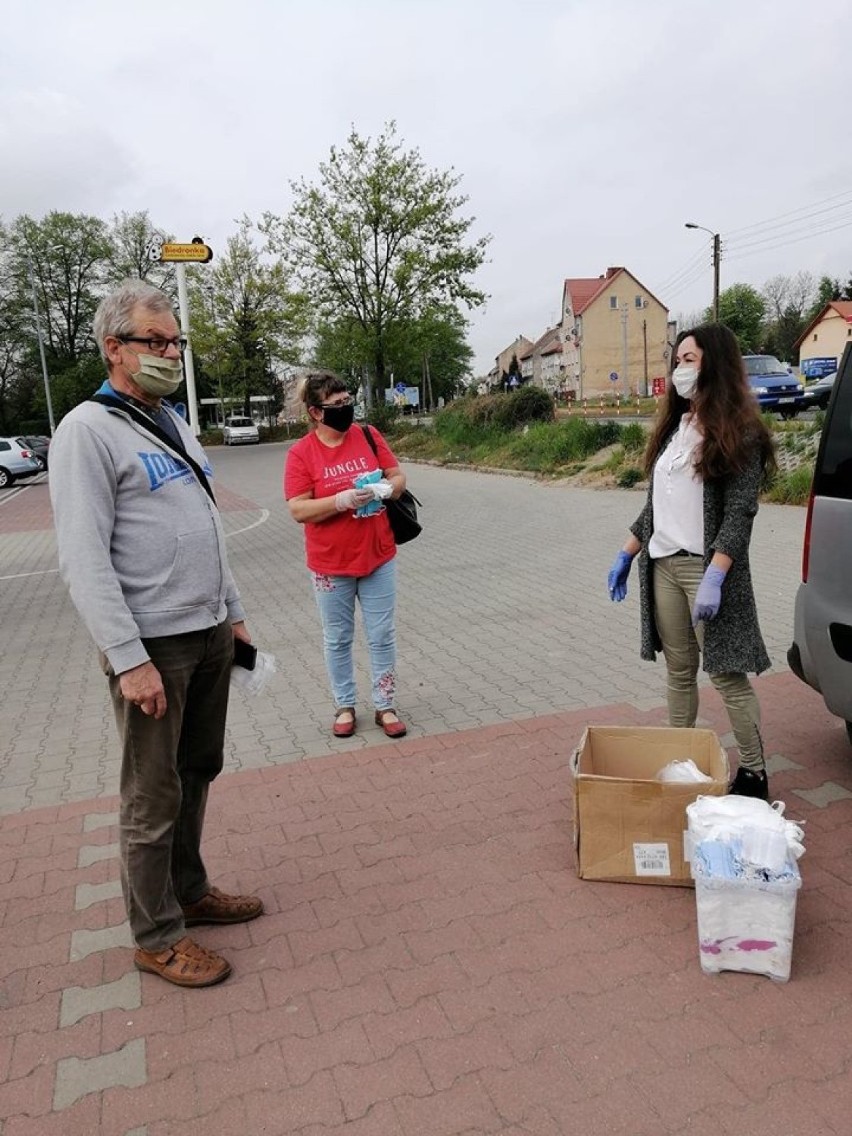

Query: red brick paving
left=1, top=671, right=851, bottom=1134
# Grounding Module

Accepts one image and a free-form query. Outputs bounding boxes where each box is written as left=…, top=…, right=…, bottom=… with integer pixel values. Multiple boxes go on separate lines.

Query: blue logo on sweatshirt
left=138, top=450, right=211, bottom=492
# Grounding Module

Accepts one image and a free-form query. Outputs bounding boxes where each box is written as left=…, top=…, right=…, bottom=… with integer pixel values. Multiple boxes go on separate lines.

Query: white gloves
left=335, top=488, right=373, bottom=512
left=367, top=479, right=394, bottom=501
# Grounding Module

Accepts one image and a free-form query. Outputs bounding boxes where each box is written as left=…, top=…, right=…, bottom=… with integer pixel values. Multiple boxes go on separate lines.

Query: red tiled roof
left=563, top=267, right=668, bottom=316
left=564, top=275, right=614, bottom=315
left=794, top=300, right=852, bottom=350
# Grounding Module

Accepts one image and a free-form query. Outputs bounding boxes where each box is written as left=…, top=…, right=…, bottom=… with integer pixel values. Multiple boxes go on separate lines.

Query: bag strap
left=361, top=424, right=421, bottom=506
left=90, top=393, right=216, bottom=504
left=361, top=424, right=378, bottom=457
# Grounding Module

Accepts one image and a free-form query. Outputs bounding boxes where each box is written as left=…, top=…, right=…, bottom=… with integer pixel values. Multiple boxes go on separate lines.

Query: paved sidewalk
left=1, top=670, right=851, bottom=1135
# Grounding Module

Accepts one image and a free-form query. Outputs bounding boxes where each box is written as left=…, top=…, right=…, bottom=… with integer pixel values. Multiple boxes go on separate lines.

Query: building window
left=813, top=333, right=818, bottom=341
left=635, top=295, right=643, bottom=308
left=610, top=296, right=618, bottom=309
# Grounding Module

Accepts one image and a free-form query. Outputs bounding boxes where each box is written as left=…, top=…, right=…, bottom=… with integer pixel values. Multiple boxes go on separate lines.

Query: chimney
left=606, top=266, right=624, bottom=279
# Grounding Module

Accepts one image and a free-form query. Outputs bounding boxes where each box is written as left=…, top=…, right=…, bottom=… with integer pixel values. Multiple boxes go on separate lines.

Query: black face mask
left=321, top=403, right=355, bottom=432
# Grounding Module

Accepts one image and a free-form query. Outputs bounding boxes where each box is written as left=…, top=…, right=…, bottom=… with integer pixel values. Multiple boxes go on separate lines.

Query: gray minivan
left=788, top=342, right=852, bottom=739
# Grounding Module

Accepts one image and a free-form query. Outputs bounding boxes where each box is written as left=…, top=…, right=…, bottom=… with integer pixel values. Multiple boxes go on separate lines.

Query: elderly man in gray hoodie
left=50, top=279, right=263, bottom=987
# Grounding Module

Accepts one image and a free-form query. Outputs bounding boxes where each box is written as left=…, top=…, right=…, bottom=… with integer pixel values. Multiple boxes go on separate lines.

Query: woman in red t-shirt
left=284, top=372, right=408, bottom=739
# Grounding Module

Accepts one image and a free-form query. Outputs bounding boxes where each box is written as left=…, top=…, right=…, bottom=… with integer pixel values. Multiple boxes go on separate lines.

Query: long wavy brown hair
left=645, top=323, right=776, bottom=483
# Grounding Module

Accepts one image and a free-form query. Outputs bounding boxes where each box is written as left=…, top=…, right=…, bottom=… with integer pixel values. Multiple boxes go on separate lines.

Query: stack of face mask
left=686, top=795, right=805, bottom=982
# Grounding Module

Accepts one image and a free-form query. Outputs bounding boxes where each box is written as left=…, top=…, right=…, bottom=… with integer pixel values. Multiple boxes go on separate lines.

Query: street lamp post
left=25, top=251, right=56, bottom=435
left=684, top=222, right=721, bottom=323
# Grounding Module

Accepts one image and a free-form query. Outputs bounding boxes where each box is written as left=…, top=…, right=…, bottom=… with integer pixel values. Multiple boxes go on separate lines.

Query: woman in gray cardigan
left=607, top=324, right=776, bottom=800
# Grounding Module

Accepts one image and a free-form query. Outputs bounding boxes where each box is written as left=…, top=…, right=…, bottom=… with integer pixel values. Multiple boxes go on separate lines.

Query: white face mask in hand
left=672, top=364, right=699, bottom=399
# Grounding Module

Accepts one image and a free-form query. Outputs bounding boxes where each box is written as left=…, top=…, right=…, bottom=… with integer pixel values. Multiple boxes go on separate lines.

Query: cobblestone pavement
left=1, top=447, right=850, bottom=1134
left=0, top=444, right=807, bottom=812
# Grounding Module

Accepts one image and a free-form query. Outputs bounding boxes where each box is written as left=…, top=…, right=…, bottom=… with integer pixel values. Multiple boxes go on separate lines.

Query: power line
left=724, top=215, right=852, bottom=265
left=726, top=207, right=852, bottom=254
left=655, top=246, right=709, bottom=293
left=725, top=188, right=852, bottom=238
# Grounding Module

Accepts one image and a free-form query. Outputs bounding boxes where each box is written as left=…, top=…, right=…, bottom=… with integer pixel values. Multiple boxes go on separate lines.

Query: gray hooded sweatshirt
left=49, top=394, right=246, bottom=675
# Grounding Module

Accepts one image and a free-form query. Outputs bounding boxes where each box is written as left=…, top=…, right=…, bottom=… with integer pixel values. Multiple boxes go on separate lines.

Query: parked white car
left=222, top=416, right=260, bottom=445
left=0, top=437, right=42, bottom=488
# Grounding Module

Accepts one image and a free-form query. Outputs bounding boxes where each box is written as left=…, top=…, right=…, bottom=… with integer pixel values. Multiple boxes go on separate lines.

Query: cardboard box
left=571, top=726, right=729, bottom=886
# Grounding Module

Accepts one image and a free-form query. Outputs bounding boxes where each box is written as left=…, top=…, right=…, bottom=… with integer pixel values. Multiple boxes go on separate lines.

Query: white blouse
left=648, top=414, right=704, bottom=559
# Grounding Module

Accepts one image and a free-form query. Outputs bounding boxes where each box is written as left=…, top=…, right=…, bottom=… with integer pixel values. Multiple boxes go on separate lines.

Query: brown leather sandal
left=375, top=708, right=407, bottom=738
left=333, top=707, right=356, bottom=738
left=182, top=885, right=264, bottom=926
left=134, top=935, right=231, bottom=987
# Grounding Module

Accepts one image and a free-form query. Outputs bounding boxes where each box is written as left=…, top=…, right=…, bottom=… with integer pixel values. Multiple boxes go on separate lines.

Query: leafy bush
left=490, top=385, right=555, bottom=429
left=617, top=466, right=644, bottom=488
left=620, top=422, right=647, bottom=453
left=435, top=386, right=554, bottom=441
left=765, top=464, right=813, bottom=506
left=365, top=403, right=401, bottom=433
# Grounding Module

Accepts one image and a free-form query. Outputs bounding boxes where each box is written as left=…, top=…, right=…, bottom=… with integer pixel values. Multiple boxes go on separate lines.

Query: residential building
left=519, top=326, right=563, bottom=390
left=490, top=334, right=534, bottom=389
left=795, top=301, right=852, bottom=377
left=560, top=266, right=669, bottom=398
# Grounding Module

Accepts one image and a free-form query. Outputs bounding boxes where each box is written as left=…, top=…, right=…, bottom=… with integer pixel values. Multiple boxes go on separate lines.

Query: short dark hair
left=299, top=371, right=348, bottom=409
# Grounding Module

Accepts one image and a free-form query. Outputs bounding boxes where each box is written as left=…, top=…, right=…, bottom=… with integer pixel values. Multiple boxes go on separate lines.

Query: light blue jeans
left=312, top=558, right=397, bottom=711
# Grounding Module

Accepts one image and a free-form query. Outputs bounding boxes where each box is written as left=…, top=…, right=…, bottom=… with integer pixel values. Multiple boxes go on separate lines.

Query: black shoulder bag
left=90, top=393, right=216, bottom=504
left=361, top=425, right=421, bottom=544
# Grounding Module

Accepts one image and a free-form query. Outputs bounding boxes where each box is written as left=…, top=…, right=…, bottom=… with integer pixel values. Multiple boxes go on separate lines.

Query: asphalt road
left=0, top=441, right=807, bottom=813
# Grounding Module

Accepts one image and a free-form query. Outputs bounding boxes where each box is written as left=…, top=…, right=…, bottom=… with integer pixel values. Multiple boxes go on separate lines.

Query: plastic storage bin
left=693, top=866, right=802, bottom=982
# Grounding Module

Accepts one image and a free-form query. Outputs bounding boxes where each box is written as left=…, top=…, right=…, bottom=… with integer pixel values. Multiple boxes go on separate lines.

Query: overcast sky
left=3, top=0, right=850, bottom=374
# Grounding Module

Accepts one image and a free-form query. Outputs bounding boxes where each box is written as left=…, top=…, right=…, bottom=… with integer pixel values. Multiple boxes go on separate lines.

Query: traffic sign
left=609, top=371, right=619, bottom=382
left=158, top=242, right=213, bottom=263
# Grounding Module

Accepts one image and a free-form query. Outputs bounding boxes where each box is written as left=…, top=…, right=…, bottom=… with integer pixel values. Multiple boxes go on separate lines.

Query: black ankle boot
left=729, top=766, right=769, bottom=802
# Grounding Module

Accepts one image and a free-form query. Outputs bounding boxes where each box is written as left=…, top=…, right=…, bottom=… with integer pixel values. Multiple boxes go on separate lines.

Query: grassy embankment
left=205, top=386, right=820, bottom=506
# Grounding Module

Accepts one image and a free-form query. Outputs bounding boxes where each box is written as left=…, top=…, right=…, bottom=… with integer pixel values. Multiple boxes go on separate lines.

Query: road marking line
left=225, top=508, right=270, bottom=537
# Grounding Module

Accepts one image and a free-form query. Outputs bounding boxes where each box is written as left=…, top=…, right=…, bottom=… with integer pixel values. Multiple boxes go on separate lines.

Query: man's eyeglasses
left=319, top=396, right=354, bottom=408
left=118, top=335, right=188, bottom=355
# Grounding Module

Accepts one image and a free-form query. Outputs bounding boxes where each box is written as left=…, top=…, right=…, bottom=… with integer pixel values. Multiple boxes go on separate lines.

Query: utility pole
left=712, top=232, right=721, bottom=322
left=642, top=318, right=649, bottom=396
left=620, top=302, right=629, bottom=397
left=25, top=251, right=56, bottom=436
left=685, top=222, right=721, bottom=323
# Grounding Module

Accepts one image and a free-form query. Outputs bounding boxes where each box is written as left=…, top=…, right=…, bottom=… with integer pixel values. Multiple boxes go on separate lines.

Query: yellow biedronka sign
left=158, top=242, right=213, bottom=263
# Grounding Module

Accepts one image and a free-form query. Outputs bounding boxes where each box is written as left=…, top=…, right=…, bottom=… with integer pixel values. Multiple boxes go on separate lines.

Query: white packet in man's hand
left=230, top=650, right=277, bottom=696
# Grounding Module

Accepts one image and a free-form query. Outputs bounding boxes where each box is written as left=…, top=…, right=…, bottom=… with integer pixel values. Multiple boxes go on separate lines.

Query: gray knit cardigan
left=629, top=441, right=771, bottom=675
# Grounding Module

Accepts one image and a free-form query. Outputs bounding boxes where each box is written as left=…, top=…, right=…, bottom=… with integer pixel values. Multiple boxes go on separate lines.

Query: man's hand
left=232, top=620, right=252, bottom=644
left=119, top=661, right=167, bottom=719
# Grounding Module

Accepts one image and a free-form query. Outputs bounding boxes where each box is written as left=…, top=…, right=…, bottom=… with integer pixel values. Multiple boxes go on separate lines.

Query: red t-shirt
left=284, top=426, right=398, bottom=576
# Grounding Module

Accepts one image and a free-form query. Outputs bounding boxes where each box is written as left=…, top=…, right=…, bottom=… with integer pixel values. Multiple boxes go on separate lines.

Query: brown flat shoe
left=134, top=935, right=231, bottom=988
left=182, top=885, right=264, bottom=927
left=333, top=706, right=356, bottom=738
left=375, top=708, right=407, bottom=738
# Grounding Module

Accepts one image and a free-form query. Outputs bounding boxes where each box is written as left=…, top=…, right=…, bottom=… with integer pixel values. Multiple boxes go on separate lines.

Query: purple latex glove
left=692, top=564, right=728, bottom=624
left=607, top=550, right=634, bottom=602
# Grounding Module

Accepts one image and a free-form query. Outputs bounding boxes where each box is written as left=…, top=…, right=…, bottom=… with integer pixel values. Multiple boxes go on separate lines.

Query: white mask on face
left=672, top=364, right=699, bottom=399
left=131, top=353, right=184, bottom=397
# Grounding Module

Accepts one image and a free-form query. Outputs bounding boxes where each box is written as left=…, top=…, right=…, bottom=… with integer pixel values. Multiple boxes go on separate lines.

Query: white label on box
left=633, top=842, right=671, bottom=876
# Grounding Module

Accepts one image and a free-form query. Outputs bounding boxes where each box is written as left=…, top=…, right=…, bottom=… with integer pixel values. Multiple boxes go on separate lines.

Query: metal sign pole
left=175, top=263, right=201, bottom=436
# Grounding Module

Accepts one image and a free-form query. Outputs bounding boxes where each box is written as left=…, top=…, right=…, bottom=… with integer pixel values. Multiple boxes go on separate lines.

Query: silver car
left=0, top=437, right=42, bottom=488
left=222, top=416, right=260, bottom=445
left=788, top=343, right=852, bottom=739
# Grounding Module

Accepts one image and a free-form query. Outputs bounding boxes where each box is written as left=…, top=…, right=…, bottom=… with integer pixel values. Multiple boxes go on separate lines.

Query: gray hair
left=92, top=279, right=175, bottom=363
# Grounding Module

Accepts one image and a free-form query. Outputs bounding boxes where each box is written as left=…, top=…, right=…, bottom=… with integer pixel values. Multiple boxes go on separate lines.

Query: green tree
left=6, top=212, right=110, bottom=420
left=712, top=283, right=766, bottom=353
left=104, top=211, right=176, bottom=293
left=188, top=219, right=308, bottom=421
left=807, top=275, right=843, bottom=321
left=261, top=121, right=489, bottom=401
